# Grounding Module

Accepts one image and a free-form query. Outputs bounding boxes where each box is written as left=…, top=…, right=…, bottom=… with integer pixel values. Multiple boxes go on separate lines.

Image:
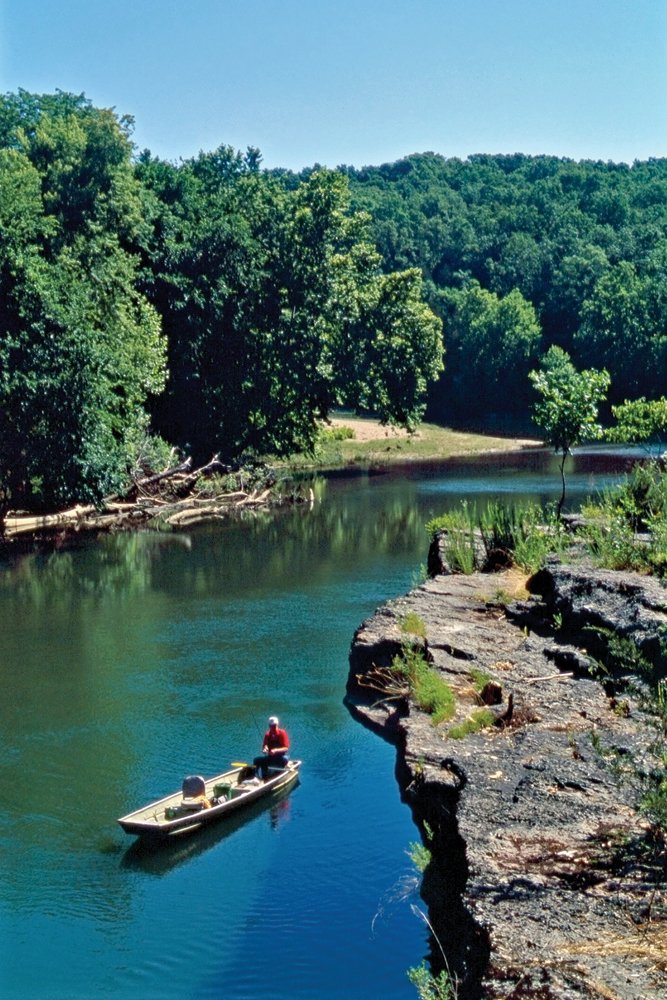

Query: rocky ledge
left=346, top=561, right=667, bottom=999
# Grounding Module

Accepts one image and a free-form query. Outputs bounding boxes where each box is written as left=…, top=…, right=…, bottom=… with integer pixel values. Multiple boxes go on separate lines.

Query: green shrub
left=608, top=461, right=667, bottom=531
left=415, top=669, right=457, bottom=725
left=319, top=425, right=355, bottom=442
left=579, top=463, right=667, bottom=576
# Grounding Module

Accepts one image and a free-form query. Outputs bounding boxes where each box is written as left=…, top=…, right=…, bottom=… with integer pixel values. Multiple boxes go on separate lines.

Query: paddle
left=231, top=761, right=252, bottom=768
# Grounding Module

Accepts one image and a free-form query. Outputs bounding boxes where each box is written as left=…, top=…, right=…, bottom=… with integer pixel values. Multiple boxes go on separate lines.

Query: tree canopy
left=2, top=90, right=666, bottom=510
left=0, top=90, right=165, bottom=506
left=0, top=92, right=444, bottom=506
left=343, top=152, right=667, bottom=418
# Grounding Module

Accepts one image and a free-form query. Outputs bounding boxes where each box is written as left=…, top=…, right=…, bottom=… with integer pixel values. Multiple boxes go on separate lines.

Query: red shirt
left=263, top=726, right=289, bottom=752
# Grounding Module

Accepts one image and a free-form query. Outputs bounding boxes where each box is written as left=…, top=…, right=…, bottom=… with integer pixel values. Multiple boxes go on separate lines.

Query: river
left=0, top=448, right=632, bottom=1000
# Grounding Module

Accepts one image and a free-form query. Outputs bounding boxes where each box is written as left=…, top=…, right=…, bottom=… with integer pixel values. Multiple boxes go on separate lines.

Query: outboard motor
left=182, top=775, right=206, bottom=798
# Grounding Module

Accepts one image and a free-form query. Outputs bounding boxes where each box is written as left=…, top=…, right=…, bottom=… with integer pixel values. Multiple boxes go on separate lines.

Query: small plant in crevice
left=411, top=562, right=428, bottom=588
left=582, top=627, right=667, bottom=836
left=401, top=611, right=427, bottom=639
left=582, top=627, right=647, bottom=682
left=407, top=819, right=435, bottom=875
left=407, top=905, right=458, bottom=1000
left=447, top=708, right=495, bottom=740
left=639, top=679, right=667, bottom=832
left=407, top=839, right=432, bottom=874
left=469, top=667, right=492, bottom=694
left=589, top=727, right=602, bottom=754
left=407, top=962, right=454, bottom=1000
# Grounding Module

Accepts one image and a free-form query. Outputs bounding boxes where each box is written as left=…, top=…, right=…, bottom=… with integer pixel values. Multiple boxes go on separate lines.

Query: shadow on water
left=120, top=780, right=299, bottom=876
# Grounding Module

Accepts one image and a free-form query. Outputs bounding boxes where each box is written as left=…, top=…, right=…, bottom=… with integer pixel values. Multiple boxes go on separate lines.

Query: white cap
left=268, top=716, right=279, bottom=726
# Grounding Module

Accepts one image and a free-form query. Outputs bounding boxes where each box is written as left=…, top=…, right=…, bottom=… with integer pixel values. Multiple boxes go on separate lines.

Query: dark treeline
left=1, top=90, right=665, bottom=509
left=341, top=152, right=667, bottom=421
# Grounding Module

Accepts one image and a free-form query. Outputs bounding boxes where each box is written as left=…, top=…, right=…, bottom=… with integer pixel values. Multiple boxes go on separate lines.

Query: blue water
left=0, top=448, right=630, bottom=999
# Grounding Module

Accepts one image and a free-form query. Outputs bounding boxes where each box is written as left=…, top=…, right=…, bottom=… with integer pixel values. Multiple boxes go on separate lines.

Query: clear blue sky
left=1, top=0, right=665, bottom=170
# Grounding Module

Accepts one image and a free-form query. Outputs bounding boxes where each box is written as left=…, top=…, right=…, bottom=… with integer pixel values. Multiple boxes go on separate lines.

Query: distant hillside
left=342, top=153, right=667, bottom=418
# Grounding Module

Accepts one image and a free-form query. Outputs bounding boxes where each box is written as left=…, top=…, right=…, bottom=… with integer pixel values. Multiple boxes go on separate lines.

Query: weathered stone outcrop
left=346, top=563, right=667, bottom=999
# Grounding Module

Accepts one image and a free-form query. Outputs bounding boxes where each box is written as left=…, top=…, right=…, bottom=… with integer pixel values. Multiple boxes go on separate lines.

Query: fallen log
left=237, top=488, right=272, bottom=506
left=164, top=505, right=222, bottom=526
left=3, top=504, right=97, bottom=537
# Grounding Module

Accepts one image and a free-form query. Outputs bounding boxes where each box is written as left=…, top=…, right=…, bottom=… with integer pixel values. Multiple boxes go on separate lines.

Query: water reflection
left=0, top=448, right=638, bottom=608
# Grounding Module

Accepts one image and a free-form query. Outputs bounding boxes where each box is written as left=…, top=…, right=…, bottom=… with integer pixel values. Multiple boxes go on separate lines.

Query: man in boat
left=254, top=716, right=290, bottom=780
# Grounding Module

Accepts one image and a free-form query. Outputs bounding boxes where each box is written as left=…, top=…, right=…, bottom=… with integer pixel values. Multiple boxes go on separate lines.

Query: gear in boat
left=167, top=768, right=261, bottom=817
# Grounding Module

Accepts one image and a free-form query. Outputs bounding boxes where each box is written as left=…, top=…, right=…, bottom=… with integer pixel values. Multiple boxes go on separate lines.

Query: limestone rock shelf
left=346, top=562, right=667, bottom=999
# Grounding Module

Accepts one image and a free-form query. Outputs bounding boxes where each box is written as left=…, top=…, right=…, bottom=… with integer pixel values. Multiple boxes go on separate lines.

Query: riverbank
left=346, top=561, right=667, bottom=999
left=1, top=419, right=541, bottom=548
left=289, top=415, right=542, bottom=468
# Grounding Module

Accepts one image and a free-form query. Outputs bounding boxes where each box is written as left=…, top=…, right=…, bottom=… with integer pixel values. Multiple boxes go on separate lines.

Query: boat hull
left=118, top=761, right=301, bottom=842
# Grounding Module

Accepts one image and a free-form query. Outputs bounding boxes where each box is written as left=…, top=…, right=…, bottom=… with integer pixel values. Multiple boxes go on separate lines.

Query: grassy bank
left=282, top=415, right=541, bottom=468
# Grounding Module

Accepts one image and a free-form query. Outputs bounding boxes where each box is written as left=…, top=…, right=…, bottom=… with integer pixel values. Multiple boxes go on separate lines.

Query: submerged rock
left=346, top=563, right=667, bottom=999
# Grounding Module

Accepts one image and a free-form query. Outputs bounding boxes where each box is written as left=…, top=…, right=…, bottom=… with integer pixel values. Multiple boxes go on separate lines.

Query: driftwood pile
left=2, top=456, right=283, bottom=542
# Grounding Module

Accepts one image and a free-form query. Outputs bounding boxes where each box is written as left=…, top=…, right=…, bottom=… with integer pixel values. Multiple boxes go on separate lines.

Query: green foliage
left=441, top=280, right=541, bottom=413
left=347, top=152, right=667, bottom=419
left=579, top=463, right=667, bottom=574
left=0, top=91, right=166, bottom=505
left=447, top=708, right=496, bottom=740
left=392, top=645, right=456, bottom=725
left=7, top=94, right=667, bottom=505
left=141, top=158, right=444, bottom=463
left=529, top=346, right=610, bottom=515
left=400, top=612, right=427, bottom=639
left=407, top=840, right=432, bottom=873
left=575, top=262, right=667, bottom=404
left=427, top=499, right=560, bottom=574
left=407, top=963, right=453, bottom=1000
left=607, top=397, right=667, bottom=456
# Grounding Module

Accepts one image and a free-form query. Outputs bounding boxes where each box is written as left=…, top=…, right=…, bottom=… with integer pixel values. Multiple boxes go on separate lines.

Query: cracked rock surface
left=346, top=563, right=667, bottom=999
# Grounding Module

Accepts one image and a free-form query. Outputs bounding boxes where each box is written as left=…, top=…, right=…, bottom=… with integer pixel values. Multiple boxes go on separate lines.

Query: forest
left=342, top=151, right=667, bottom=421
left=1, top=89, right=665, bottom=509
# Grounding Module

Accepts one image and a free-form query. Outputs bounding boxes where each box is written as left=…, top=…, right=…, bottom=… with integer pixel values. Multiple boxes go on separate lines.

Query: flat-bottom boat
left=117, top=760, right=302, bottom=842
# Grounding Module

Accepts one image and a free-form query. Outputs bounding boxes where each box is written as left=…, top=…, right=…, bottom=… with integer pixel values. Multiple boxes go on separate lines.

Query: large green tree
left=140, top=157, right=443, bottom=460
left=0, top=91, right=166, bottom=507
